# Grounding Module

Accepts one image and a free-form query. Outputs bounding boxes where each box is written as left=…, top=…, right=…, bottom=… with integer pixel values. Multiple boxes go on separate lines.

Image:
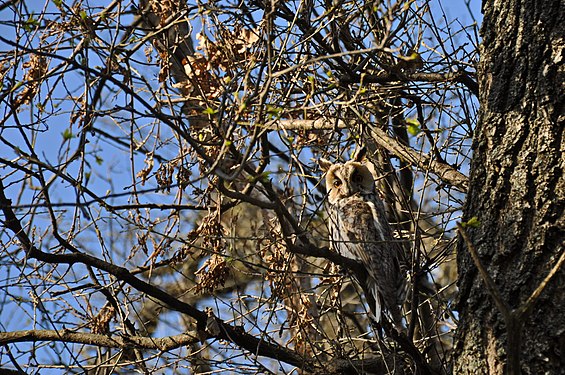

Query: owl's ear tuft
left=354, top=146, right=367, bottom=162
left=318, top=158, right=332, bottom=172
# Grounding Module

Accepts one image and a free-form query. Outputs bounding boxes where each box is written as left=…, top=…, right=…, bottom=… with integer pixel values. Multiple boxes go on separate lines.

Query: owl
left=318, top=149, right=407, bottom=327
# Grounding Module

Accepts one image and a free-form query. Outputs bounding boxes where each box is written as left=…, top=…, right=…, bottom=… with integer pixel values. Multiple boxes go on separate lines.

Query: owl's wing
left=329, top=195, right=406, bottom=323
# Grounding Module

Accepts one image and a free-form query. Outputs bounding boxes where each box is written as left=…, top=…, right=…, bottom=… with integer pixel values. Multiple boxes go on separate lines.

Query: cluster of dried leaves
left=193, top=212, right=230, bottom=294
left=14, top=54, right=47, bottom=108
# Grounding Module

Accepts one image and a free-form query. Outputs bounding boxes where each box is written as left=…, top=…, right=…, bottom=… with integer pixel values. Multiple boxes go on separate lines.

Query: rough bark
left=453, top=0, right=565, bottom=374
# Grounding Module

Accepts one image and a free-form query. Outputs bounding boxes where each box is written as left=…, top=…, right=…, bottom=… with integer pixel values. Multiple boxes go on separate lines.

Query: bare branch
left=457, top=223, right=511, bottom=319
left=517, top=247, right=565, bottom=320
left=263, top=118, right=469, bottom=191
left=0, top=330, right=199, bottom=351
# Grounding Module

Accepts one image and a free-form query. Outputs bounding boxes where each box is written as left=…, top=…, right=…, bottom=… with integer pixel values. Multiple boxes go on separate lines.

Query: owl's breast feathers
left=330, top=193, right=386, bottom=257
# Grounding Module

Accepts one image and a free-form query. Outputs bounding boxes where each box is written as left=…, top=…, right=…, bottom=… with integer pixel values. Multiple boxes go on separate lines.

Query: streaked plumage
left=319, top=151, right=407, bottom=326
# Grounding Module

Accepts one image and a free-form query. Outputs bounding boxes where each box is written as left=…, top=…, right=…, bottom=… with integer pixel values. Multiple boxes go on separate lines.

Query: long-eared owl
left=319, top=148, right=407, bottom=326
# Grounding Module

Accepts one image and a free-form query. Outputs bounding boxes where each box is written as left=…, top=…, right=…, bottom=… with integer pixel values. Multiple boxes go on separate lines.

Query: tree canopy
left=6, top=0, right=558, bottom=374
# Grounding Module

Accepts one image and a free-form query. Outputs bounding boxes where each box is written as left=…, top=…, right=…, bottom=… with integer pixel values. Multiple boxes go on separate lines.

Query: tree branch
left=457, top=223, right=511, bottom=319
left=260, top=118, right=468, bottom=192
left=339, top=70, right=479, bottom=96
left=0, top=330, right=199, bottom=351
left=517, top=247, right=565, bottom=320
left=370, top=126, right=468, bottom=192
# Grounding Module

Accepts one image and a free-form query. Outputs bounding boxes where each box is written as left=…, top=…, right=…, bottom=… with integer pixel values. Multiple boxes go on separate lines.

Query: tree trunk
left=453, top=0, right=565, bottom=374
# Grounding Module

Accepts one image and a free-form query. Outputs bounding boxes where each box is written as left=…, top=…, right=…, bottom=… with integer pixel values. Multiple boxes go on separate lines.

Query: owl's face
left=318, top=159, right=375, bottom=205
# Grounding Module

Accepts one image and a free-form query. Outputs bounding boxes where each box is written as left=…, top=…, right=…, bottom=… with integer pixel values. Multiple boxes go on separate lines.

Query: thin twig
left=456, top=223, right=511, bottom=320
left=517, top=246, right=565, bottom=320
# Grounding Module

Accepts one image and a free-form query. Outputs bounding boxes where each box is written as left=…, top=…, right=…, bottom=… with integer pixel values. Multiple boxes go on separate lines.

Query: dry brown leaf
left=136, top=152, right=154, bottom=185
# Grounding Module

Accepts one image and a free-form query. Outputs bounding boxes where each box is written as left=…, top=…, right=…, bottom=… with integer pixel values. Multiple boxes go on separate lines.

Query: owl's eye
left=352, top=173, right=363, bottom=183
left=333, top=179, right=342, bottom=188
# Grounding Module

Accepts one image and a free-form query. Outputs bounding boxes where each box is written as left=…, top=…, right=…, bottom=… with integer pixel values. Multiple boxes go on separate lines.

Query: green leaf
left=202, top=107, right=218, bottom=115
left=462, top=216, right=481, bottom=228
left=79, top=10, right=88, bottom=20
left=406, top=118, right=421, bottom=136
left=62, top=128, right=74, bottom=140
left=259, top=171, right=271, bottom=182
left=12, top=81, right=24, bottom=92
left=52, top=0, right=62, bottom=7
left=266, top=104, right=283, bottom=119
left=24, top=15, right=40, bottom=30
left=407, top=51, right=421, bottom=61
left=247, top=171, right=271, bottom=183
left=95, top=155, right=103, bottom=165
